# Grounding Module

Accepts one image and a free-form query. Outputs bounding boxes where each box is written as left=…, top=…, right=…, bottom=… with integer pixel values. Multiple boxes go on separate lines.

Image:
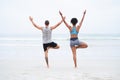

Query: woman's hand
left=59, top=11, right=63, bottom=16
left=84, top=10, right=86, bottom=15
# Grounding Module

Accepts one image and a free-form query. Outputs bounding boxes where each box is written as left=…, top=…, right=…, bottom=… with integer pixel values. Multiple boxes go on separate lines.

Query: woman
left=59, top=10, right=88, bottom=68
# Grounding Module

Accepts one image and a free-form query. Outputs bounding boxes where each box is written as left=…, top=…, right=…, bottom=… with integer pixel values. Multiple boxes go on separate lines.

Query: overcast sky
left=0, top=0, right=120, bottom=36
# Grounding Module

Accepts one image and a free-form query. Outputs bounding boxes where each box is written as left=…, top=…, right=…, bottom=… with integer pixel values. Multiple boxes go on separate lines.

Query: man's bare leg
left=44, top=45, right=60, bottom=68
left=45, top=50, right=49, bottom=68
left=47, top=45, right=60, bottom=50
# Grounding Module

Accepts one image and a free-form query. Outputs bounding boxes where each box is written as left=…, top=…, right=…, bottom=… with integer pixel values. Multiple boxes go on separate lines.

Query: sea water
left=0, top=34, right=120, bottom=80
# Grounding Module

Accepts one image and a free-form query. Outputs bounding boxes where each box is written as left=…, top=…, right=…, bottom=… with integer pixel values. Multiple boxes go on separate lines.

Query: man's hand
left=29, top=16, right=33, bottom=21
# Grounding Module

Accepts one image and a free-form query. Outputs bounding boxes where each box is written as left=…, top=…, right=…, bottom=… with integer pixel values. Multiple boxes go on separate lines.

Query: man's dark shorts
left=43, top=42, right=57, bottom=52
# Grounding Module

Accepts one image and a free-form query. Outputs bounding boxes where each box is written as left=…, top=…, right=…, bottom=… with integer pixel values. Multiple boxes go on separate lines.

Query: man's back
left=42, top=27, right=52, bottom=44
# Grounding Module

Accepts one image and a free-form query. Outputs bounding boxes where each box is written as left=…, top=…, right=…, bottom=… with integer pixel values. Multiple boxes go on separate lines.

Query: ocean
left=0, top=34, right=120, bottom=80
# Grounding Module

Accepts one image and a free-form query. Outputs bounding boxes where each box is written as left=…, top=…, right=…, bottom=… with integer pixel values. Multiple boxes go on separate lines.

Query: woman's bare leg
left=71, top=46, right=77, bottom=68
left=76, top=42, right=88, bottom=48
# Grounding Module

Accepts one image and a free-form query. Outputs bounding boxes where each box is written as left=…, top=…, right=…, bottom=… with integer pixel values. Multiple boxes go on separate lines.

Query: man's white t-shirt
left=42, top=27, right=52, bottom=44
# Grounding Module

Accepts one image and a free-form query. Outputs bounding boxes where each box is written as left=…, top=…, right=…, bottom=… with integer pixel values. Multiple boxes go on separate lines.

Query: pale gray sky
left=0, top=0, right=120, bottom=36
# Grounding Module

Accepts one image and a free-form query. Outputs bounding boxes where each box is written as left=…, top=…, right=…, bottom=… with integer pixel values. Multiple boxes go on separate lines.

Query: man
left=29, top=16, right=64, bottom=68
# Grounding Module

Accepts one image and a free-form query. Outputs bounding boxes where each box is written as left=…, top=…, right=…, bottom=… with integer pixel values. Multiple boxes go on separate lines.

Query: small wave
left=0, top=43, right=41, bottom=47
left=0, top=36, right=120, bottom=42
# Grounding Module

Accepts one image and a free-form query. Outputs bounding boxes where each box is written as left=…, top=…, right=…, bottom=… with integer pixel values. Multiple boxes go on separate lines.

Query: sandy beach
left=0, top=0, right=120, bottom=79
left=0, top=38, right=120, bottom=80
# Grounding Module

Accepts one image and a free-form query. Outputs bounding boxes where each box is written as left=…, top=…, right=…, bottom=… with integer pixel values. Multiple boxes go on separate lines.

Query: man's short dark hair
left=45, top=20, right=49, bottom=25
